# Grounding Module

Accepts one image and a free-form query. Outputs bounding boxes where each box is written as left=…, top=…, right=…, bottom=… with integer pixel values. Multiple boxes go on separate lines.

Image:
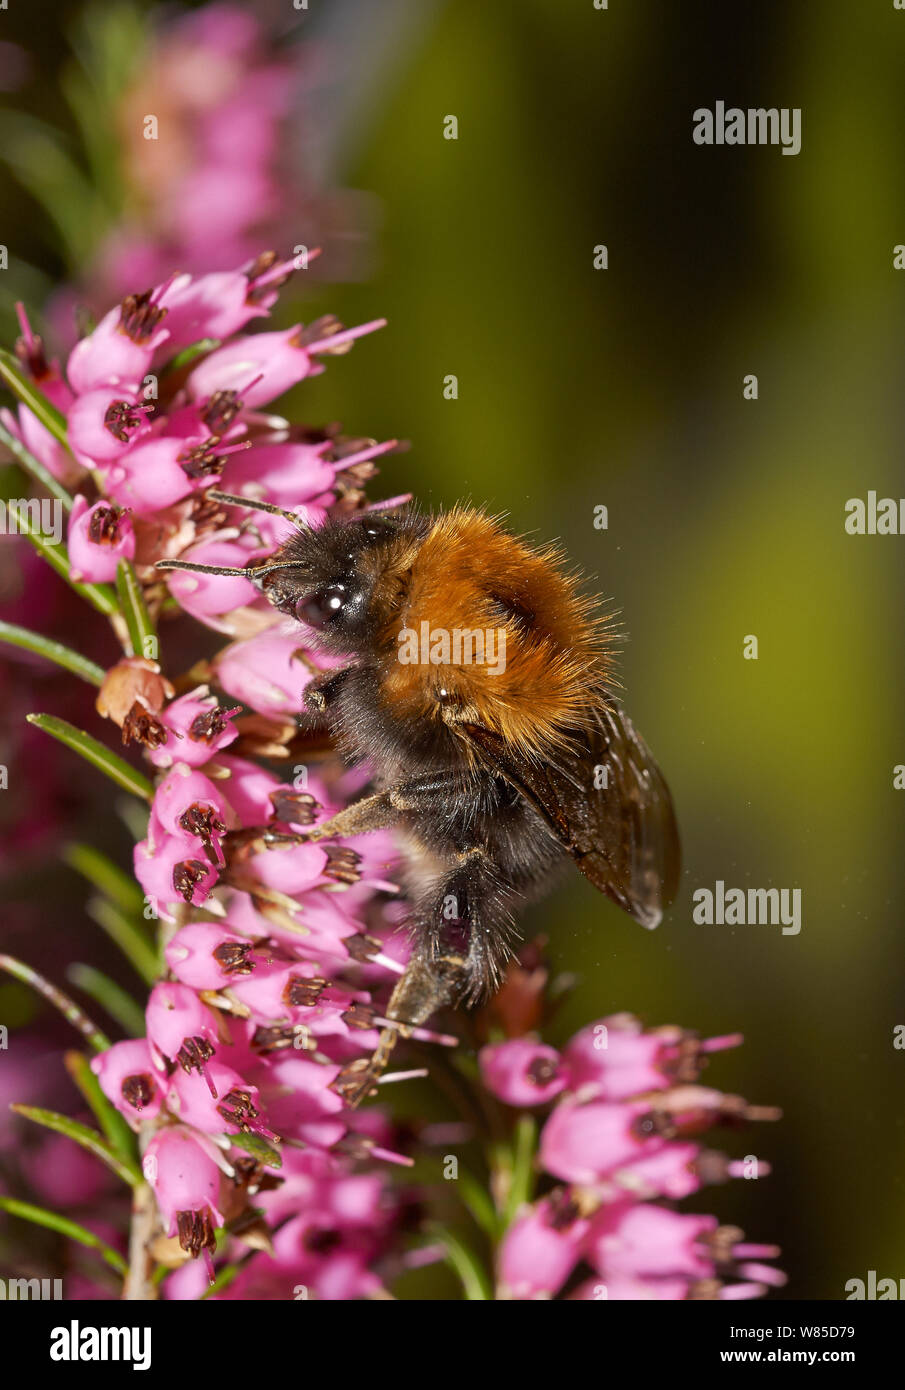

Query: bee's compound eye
left=296, top=583, right=347, bottom=627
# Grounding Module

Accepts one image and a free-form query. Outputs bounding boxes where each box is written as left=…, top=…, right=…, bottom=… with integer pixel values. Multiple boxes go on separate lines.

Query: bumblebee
left=159, top=495, right=680, bottom=1104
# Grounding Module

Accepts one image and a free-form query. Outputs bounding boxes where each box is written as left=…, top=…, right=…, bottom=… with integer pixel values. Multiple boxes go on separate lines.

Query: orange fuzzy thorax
left=376, top=507, right=616, bottom=758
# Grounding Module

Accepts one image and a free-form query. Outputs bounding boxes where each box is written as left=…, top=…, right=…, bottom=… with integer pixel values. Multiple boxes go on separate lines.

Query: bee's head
left=257, top=511, right=425, bottom=651
left=156, top=494, right=426, bottom=655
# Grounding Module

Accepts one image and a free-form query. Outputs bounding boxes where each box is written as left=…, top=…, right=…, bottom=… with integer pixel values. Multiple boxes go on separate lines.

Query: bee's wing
left=459, top=704, right=680, bottom=929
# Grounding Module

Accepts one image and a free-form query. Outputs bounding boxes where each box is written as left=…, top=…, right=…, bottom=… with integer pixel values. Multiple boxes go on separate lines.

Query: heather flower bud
left=96, top=657, right=173, bottom=727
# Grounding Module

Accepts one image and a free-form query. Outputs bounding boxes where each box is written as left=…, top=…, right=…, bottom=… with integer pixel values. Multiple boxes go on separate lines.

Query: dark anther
left=178, top=802, right=226, bottom=863
left=104, top=400, right=146, bottom=443
left=176, top=1035, right=216, bottom=1078
left=119, top=289, right=168, bottom=344
left=283, top=976, right=328, bottom=1008
left=340, top=1002, right=378, bottom=1031
left=121, top=700, right=168, bottom=750
left=176, top=1207, right=216, bottom=1259
left=179, top=440, right=226, bottom=480
left=269, top=789, right=320, bottom=825
left=189, top=705, right=236, bottom=744
left=322, top=845, right=362, bottom=885
left=88, top=503, right=129, bottom=545
left=343, top=934, right=382, bottom=963
left=217, top=1088, right=259, bottom=1131
left=200, top=389, right=243, bottom=431
left=121, top=1073, right=155, bottom=1111
left=172, top=859, right=210, bottom=902
left=526, top=1056, right=560, bottom=1088
left=212, top=940, right=255, bottom=976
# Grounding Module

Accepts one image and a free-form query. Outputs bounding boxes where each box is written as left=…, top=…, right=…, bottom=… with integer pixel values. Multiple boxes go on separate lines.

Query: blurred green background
left=2, top=0, right=904, bottom=1299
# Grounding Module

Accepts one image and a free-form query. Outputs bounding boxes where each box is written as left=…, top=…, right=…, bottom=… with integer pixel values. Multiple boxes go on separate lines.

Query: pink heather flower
left=145, top=981, right=219, bottom=1066
left=498, top=1195, right=591, bottom=1300
left=587, top=1203, right=717, bottom=1281
left=67, top=387, right=151, bottom=462
left=91, top=1038, right=166, bottom=1123
left=150, top=766, right=234, bottom=866
left=213, top=630, right=316, bottom=717
left=104, top=434, right=218, bottom=515
left=539, top=1097, right=654, bottom=1185
left=186, top=319, right=385, bottom=410
left=67, top=496, right=136, bottom=582
left=143, top=1128, right=225, bottom=1266
left=165, top=921, right=259, bottom=990
left=562, top=1013, right=743, bottom=1100
left=165, top=1060, right=271, bottom=1138
left=479, top=1039, right=567, bottom=1107
left=134, top=832, right=219, bottom=916
left=147, top=686, right=239, bottom=770
left=66, top=296, right=170, bottom=394
left=156, top=264, right=290, bottom=348
left=159, top=534, right=261, bottom=621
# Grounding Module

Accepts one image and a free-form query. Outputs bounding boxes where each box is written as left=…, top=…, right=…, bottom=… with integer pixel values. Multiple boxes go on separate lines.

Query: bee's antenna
left=155, top=559, right=253, bottom=577
left=155, top=557, right=309, bottom=581
left=206, top=490, right=308, bottom=527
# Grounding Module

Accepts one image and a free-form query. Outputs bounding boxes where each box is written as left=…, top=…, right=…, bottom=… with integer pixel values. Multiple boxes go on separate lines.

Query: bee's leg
left=304, top=770, right=467, bottom=843
left=334, top=846, right=514, bottom=1108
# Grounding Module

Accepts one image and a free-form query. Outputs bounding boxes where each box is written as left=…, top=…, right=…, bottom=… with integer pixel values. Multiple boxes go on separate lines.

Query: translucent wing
left=459, top=704, right=680, bottom=929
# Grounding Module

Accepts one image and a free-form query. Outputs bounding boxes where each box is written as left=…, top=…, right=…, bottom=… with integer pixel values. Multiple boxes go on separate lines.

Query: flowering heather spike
left=2, top=256, right=782, bottom=1302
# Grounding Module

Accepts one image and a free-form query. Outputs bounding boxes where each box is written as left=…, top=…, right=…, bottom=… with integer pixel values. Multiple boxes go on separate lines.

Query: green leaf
left=503, top=1114, right=537, bottom=1226
left=4, top=498, right=119, bottom=616
left=0, top=347, right=70, bottom=449
left=162, top=339, right=221, bottom=375
left=116, top=560, right=157, bottom=660
left=85, top=897, right=159, bottom=986
left=66, top=965, right=146, bottom=1037
left=228, top=1132, right=282, bottom=1169
left=457, top=1167, right=501, bottom=1240
left=429, top=1226, right=493, bottom=1301
left=63, top=841, right=145, bottom=915
left=0, top=415, right=74, bottom=509
left=0, top=953, right=110, bottom=1052
left=0, top=1197, right=128, bottom=1275
left=63, top=1050, right=142, bottom=1171
left=0, top=618, right=105, bottom=685
left=11, top=1104, right=141, bottom=1187
left=26, top=712, right=152, bottom=800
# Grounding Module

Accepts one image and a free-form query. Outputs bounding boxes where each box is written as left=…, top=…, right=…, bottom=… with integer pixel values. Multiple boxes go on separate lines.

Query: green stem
left=0, top=953, right=110, bottom=1051
left=430, top=1226, right=493, bottom=1301
left=116, top=560, right=157, bottom=660
left=66, top=965, right=146, bottom=1036
left=0, top=348, right=70, bottom=449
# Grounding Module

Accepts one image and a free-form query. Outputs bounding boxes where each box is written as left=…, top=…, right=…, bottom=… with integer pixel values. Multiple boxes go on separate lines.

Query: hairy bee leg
left=334, top=954, right=466, bottom=1109
left=304, top=790, right=398, bottom=842
left=305, top=771, right=472, bottom=842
